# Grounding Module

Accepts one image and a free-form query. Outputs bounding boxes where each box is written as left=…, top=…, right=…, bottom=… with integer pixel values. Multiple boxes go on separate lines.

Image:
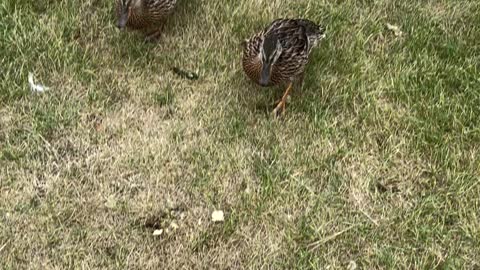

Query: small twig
left=307, top=225, right=355, bottom=251
left=38, top=134, right=60, bottom=161
left=0, top=240, right=10, bottom=253
left=433, top=252, right=447, bottom=269
left=359, top=208, right=379, bottom=227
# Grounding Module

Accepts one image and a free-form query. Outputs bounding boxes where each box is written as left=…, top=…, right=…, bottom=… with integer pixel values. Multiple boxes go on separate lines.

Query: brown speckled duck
left=116, top=0, right=177, bottom=41
left=242, top=19, right=326, bottom=115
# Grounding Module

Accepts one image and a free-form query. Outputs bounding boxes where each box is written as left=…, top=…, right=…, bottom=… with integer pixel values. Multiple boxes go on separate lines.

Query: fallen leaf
left=172, top=67, right=199, bottom=80
left=211, top=210, right=224, bottom=222
left=105, top=195, right=117, bottom=209
left=152, top=229, right=163, bottom=236
left=386, top=23, right=403, bottom=37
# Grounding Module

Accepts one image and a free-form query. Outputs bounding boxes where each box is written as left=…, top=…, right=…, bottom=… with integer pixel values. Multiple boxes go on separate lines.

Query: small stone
left=170, top=222, right=179, bottom=230
left=211, top=210, right=224, bottom=222
left=347, top=260, right=357, bottom=270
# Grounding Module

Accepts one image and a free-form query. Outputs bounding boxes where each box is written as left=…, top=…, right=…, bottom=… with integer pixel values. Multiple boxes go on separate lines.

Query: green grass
left=1, top=0, right=479, bottom=268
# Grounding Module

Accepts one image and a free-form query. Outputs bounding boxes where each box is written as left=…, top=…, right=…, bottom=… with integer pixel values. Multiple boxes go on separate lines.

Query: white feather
left=28, top=72, right=49, bottom=93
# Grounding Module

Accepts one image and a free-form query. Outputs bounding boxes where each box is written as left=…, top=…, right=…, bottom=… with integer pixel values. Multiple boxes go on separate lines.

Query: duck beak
left=241, top=39, right=248, bottom=49
left=117, top=9, right=129, bottom=29
left=259, top=63, right=271, bottom=86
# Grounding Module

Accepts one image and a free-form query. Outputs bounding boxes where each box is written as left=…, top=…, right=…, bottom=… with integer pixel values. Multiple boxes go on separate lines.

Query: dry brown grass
left=1, top=0, right=480, bottom=269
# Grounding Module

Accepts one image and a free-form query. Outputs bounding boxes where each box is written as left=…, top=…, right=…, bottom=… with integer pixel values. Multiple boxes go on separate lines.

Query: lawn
left=1, top=0, right=479, bottom=268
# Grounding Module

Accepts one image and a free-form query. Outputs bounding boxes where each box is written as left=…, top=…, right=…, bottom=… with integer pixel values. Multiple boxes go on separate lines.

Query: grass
left=1, top=0, right=479, bottom=268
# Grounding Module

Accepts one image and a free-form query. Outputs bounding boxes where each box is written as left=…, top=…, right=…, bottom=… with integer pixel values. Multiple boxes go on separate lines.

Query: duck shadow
left=163, top=0, right=201, bottom=37
left=289, top=46, right=334, bottom=115
left=108, top=0, right=201, bottom=69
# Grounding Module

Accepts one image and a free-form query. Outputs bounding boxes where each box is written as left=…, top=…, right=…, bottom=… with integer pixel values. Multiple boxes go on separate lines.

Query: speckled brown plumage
left=116, top=0, right=177, bottom=40
left=242, top=19, right=326, bottom=115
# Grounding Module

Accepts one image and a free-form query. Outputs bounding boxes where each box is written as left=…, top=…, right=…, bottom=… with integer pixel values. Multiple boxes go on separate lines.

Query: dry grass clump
left=1, top=0, right=479, bottom=268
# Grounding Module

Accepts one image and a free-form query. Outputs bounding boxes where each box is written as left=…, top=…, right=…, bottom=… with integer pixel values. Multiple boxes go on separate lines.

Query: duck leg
left=273, top=82, right=293, bottom=116
left=296, top=72, right=305, bottom=90
left=144, top=22, right=165, bottom=42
